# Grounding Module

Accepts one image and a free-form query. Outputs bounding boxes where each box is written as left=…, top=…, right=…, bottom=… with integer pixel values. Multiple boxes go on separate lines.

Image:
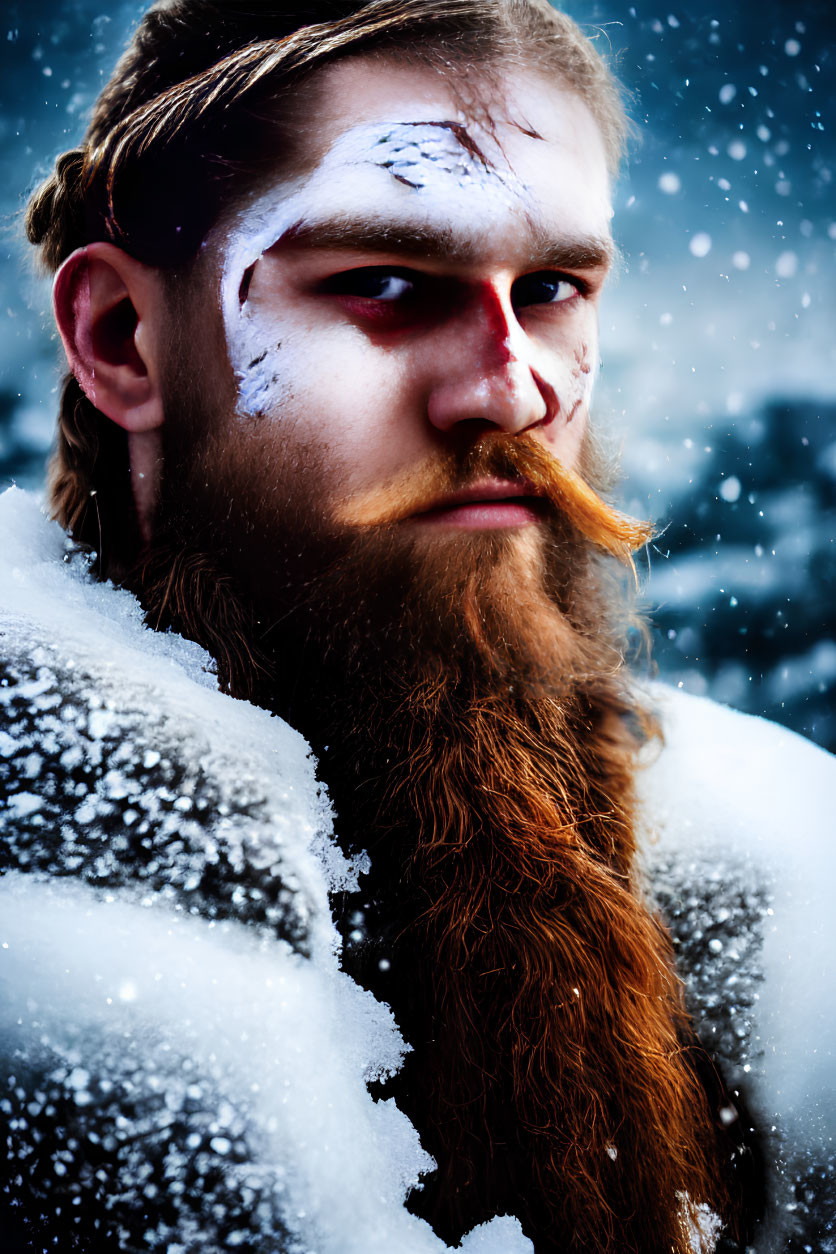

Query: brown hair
left=25, top=0, right=629, bottom=571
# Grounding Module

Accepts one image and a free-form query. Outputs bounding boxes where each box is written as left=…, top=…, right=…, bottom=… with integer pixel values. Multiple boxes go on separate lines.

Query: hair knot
left=25, top=147, right=88, bottom=273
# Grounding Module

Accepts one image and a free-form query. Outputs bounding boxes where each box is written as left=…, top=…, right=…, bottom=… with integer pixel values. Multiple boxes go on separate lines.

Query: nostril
left=450, top=416, right=506, bottom=436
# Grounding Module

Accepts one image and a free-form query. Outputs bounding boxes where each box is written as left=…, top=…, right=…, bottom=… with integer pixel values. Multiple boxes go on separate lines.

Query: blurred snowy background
left=1, top=0, right=834, bottom=749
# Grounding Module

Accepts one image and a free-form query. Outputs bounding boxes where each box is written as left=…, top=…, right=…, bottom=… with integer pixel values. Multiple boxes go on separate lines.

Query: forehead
left=219, top=58, right=613, bottom=282
left=291, top=57, right=613, bottom=250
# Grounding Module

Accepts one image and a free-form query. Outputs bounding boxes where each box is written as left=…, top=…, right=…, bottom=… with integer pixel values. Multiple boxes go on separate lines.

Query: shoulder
left=636, top=684, right=836, bottom=1243
left=0, top=880, right=293, bottom=1250
left=636, top=681, right=833, bottom=856
left=0, top=877, right=526, bottom=1254
left=0, top=491, right=532, bottom=1253
left=0, top=486, right=345, bottom=947
left=0, top=875, right=410, bottom=1253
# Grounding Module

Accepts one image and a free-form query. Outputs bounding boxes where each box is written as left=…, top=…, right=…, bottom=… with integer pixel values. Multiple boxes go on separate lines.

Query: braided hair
left=25, top=0, right=628, bottom=573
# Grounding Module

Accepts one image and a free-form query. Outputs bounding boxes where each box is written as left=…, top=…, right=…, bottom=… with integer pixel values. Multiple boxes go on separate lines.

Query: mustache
left=335, top=435, right=653, bottom=566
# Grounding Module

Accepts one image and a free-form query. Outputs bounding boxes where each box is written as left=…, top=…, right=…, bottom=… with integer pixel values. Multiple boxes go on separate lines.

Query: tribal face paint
left=220, top=114, right=530, bottom=419
left=204, top=59, right=612, bottom=526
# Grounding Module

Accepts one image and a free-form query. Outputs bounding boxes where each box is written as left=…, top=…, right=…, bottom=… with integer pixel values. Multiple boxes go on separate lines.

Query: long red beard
left=341, top=677, right=727, bottom=1253
left=128, top=433, right=757, bottom=1252
left=313, top=535, right=741, bottom=1254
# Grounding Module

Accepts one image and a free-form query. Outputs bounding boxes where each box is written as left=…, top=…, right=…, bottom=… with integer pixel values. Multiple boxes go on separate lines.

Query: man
left=1, top=0, right=833, bottom=1251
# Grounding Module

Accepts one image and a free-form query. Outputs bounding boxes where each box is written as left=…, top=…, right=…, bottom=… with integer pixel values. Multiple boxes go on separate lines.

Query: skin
left=54, top=57, right=614, bottom=541
left=222, top=60, right=614, bottom=532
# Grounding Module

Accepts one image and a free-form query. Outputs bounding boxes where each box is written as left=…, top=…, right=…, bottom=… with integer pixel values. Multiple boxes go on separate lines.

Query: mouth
left=409, top=478, right=546, bottom=530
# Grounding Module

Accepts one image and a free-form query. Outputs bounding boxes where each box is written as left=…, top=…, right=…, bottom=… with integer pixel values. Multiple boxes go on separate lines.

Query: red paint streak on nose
left=479, top=283, right=515, bottom=367
left=530, top=368, right=560, bottom=428
left=472, top=284, right=562, bottom=430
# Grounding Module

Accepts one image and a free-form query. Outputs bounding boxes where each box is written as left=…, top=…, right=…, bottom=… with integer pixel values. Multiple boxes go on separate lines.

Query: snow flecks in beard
left=676, top=1194, right=724, bottom=1253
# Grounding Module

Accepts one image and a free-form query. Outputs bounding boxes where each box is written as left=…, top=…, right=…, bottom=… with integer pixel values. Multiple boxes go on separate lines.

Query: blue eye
left=327, top=268, right=415, bottom=301
left=512, top=272, right=582, bottom=309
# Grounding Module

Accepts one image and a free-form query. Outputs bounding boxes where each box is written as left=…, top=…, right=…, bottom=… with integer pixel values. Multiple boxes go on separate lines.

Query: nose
left=426, top=284, right=554, bottom=435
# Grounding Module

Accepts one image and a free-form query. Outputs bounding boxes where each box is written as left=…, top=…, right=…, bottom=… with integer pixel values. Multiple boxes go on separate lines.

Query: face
left=189, top=57, right=613, bottom=547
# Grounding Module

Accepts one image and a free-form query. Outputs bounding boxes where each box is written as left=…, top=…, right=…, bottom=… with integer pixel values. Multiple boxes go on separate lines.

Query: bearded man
left=1, top=1, right=833, bottom=1252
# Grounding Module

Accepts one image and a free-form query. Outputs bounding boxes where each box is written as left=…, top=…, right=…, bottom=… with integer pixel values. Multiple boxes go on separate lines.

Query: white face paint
left=221, top=115, right=530, bottom=418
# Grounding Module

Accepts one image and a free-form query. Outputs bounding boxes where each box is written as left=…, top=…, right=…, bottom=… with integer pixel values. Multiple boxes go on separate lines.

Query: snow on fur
left=0, top=487, right=532, bottom=1254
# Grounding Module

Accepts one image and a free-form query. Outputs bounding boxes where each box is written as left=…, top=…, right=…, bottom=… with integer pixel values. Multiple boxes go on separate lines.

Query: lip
left=410, top=478, right=545, bottom=529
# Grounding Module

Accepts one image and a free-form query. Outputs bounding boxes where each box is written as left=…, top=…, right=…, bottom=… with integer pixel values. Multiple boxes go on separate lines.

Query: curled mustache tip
left=509, top=440, right=653, bottom=565
left=337, top=436, right=655, bottom=567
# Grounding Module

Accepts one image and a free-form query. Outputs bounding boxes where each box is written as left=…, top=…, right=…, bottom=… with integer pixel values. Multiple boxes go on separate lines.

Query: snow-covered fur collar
left=635, top=684, right=836, bottom=1250
left=0, top=489, right=531, bottom=1254
left=1, top=487, right=833, bottom=1252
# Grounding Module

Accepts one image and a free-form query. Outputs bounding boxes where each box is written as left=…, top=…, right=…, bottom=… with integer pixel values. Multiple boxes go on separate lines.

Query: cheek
left=229, top=307, right=430, bottom=475
left=538, top=316, right=599, bottom=465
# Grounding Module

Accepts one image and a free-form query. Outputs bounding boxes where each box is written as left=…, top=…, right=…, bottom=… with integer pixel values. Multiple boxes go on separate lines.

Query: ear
left=54, top=241, right=166, bottom=433
left=54, top=242, right=167, bottom=540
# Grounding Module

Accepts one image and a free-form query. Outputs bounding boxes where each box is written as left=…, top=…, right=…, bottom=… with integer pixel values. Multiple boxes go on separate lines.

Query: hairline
left=196, top=50, right=617, bottom=280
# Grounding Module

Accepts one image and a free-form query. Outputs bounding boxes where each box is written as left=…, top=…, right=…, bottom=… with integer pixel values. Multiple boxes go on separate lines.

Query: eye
left=512, top=271, right=583, bottom=310
left=323, top=267, right=416, bottom=302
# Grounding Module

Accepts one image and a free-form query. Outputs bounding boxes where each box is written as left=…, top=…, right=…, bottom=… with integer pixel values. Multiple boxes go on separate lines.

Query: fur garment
left=0, top=490, right=833, bottom=1253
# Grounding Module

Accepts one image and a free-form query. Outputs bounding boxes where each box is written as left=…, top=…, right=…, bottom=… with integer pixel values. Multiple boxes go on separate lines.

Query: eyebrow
left=269, top=215, right=614, bottom=274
